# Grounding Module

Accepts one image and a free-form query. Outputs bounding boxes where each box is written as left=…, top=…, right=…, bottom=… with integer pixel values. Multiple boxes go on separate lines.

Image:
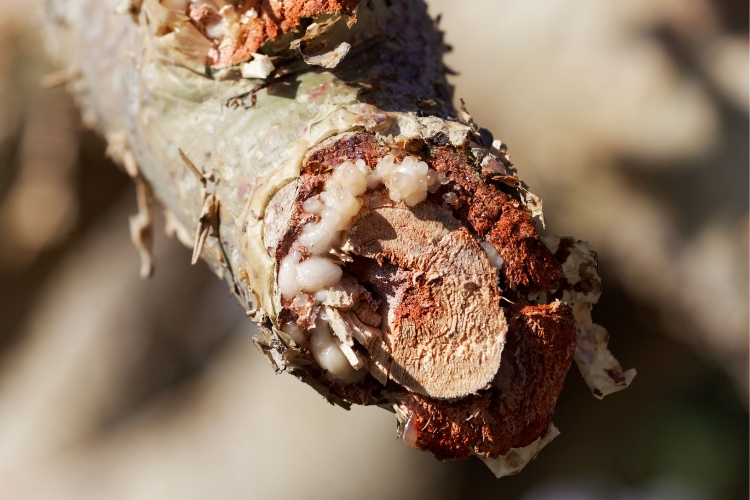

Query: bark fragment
left=214, top=0, right=361, bottom=66
left=543, top=235, right=636, bottom=398
left=129, top=177, right=155, bottom=278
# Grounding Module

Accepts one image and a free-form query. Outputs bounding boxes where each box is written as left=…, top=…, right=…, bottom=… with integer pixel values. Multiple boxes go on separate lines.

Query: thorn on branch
left=179, top=149, right=220, bottom=265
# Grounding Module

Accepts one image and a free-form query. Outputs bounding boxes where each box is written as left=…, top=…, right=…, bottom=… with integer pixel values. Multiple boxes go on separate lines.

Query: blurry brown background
left=0, top=1, right=747, bottom=498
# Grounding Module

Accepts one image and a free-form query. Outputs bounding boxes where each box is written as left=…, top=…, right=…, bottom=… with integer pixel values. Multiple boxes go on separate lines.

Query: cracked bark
left=40, top=0, right=633, bottom=476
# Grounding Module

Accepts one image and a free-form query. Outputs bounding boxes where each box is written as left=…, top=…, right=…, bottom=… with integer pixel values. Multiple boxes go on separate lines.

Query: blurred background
left=0, top=0, right=746, bottom=498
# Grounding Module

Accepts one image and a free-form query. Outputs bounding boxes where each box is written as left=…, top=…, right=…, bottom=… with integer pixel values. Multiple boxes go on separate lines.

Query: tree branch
left=40, top=0, right=634, bottom=476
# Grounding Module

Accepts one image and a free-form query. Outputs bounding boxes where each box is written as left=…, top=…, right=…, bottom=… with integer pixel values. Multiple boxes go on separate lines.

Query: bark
left=40, top=0, right=634, bottom=476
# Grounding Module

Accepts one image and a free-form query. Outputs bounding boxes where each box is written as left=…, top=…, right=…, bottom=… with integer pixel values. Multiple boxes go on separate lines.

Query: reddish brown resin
left=426, top=147, right=562, bottom=291
left=304, top=132, right=386, bottom=172
left=488, top=200, right=562, bottom=291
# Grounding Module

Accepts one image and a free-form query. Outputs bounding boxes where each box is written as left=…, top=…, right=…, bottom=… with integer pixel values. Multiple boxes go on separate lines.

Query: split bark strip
left=106, top=132, right=154, bottom=278
left=40, top=0, right=634, bottom=476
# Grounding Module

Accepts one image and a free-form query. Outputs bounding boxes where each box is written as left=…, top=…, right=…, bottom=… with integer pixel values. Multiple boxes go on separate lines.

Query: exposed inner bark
left=186, top=0, right=362, bottom=67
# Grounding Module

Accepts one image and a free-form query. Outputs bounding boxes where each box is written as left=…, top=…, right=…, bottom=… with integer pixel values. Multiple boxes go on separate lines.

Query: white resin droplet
left=302, top=197, right=323, bottom=214
left=240, top=53, right=275, bottom=79
left=333, top=161, right=368, bottom=196
left=354, top=159, right=369, bottom=174
left=278, top=254, right=300, bottom=299
left=443, top=192, right=458, bottom=205
left=481, top=241, right=504, bottom=269
left=402, top=415, right=419, bottom=448
left=281, top=155, right=438, bottom=303
left=296, top=257, right=342, bottom=293
left=320, top=207, right=343, bottom=230
left=426, top=171, right=440, bottom=193
left=310, top=320, right=353, bottom=379
left=292, top=293, right=310, bottom=308
left=240, top=7, right=258, bottom=23
left=205, top=21, right=226, bottom=39
left=372, top=155, right=434, bottom=207
left=283, top=322, right=307, bottom=345
left=404, top=190, right=427, bottom=207
left=297, top=219, right=338, bottom=254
